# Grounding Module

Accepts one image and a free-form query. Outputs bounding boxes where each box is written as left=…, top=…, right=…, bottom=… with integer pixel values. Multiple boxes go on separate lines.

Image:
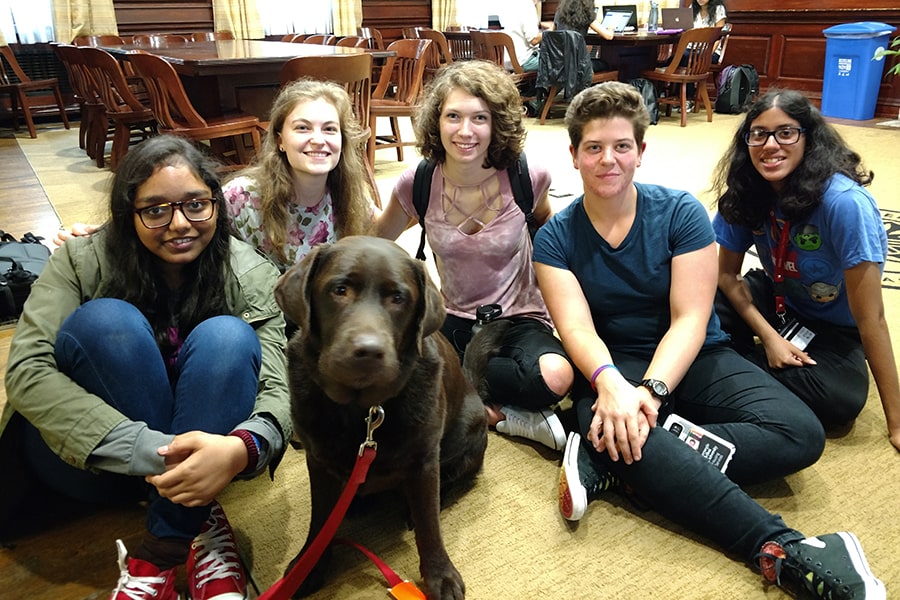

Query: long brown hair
left=232, top=79, right=374, bottom=265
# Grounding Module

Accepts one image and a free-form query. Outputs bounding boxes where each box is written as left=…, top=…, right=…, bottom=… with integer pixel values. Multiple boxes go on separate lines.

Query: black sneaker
left=757, top=532, right=885, bottom=599
left=558, top=432, right=618, bottom=521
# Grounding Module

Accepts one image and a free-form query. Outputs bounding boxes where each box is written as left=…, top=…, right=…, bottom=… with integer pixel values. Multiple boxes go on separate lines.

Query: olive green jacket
left=1, top=231, right=292, bottom=474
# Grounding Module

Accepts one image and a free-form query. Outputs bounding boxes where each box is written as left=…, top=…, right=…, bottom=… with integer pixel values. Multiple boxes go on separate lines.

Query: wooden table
left=102, top=40, right=392, bottom=118
left=585, top=31, right=682, bottom=82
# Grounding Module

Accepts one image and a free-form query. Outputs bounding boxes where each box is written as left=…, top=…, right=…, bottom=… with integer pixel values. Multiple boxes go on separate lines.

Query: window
left=1, top=3, right=55, bottom=44
left=255, top=0, right=333, bottom=36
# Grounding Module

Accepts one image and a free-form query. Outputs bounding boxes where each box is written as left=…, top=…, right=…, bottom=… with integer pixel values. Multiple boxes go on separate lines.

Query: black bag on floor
left=629, top=78, right=659, bottom=125
left=715, top=64, right=760, bottom=114
left=1, top=231, right=51, bottom=321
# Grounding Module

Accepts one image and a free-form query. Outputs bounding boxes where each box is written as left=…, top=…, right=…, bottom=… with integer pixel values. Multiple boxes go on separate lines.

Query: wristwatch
left=641, top=378, right=670, bottom=408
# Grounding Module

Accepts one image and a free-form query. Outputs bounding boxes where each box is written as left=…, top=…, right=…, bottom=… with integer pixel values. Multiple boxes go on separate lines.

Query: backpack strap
left=508, top=153, right=537, bottom=240
left=411, top=154, right=536, bottom=262
left=412, top=159, right=437, bottom=261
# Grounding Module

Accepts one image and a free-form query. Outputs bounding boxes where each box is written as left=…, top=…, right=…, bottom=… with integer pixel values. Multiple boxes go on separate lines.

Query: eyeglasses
left=134, top=198, right=215, bottom=229
left=744, top=127, right=806, bottom=147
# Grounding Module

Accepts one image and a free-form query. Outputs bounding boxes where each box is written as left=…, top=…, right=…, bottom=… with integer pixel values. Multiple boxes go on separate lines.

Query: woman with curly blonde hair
left=377, top=60, right=574, bottom=452
left=223, top=78, right=376, bottom=270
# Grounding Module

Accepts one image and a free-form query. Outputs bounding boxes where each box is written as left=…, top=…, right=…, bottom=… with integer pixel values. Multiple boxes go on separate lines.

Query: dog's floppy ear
left=274, top=243, right=328, bottom=332
left=412, top=257, right=446, bottom=352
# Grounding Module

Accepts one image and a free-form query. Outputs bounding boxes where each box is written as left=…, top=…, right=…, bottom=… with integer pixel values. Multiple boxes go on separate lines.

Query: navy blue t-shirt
left=533, top=183, right=729, bottom=358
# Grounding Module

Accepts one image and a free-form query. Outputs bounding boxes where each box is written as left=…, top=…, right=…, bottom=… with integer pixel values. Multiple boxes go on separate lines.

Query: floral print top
left=222, top=175, right=336, bottom=271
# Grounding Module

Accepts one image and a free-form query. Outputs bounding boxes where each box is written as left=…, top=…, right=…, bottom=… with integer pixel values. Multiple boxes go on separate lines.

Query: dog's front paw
left=422, top=561, right=465, bottom=600
left=285, top=547, right=331, bottom=598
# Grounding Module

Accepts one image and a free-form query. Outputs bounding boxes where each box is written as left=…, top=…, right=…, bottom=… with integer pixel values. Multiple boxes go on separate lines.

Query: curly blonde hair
left=414, top=60, right=526, bottom=170
left=232, top=79, right=374, bottom=265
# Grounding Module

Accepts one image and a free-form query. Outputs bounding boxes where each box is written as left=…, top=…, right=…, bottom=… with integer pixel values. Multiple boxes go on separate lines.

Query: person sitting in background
left=533, top=81, right=884, bottom=600
left=693, top=0, right=727, bottom=62
left=711, top=89, right=900, bottom=452
left=554, top=0, right=615, bottom=45
left=376, top=60, right=574, bottom=451
left=55, top=79, right=377, bottom=273
left=2, top=135, right=291, bottom=600
left=493, top=0, right=545, bottom=72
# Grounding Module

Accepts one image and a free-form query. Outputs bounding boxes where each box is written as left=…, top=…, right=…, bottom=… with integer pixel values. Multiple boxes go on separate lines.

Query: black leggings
left=441, top=314, right=569, bottom=410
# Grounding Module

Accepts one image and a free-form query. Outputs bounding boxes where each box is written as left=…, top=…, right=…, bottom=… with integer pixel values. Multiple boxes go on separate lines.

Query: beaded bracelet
left=590, top=363, right=618, bottom=391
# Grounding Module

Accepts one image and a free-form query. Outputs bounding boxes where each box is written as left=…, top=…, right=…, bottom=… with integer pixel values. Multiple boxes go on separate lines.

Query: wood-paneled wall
left=103, top=0, right=900, bottom=118
left=710, top=0, right=900, bottom=118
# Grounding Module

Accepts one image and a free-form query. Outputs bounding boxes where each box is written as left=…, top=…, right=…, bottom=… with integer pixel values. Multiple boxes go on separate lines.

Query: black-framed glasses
left=744, top=127, right=806, bottom=147
left=134, top=198, right=216, bottom=229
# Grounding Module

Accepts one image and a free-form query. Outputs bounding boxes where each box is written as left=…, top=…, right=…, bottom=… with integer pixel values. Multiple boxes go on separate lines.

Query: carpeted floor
left=2, top=109, right=900, bottom=599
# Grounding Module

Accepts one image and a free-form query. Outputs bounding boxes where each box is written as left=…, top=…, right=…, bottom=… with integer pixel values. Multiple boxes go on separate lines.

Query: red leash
left=257, top=406, right=425, bottom=600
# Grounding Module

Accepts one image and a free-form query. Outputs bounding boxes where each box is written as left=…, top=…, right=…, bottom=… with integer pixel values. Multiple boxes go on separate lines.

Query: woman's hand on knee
left=145, top=431, right=247, bottom=506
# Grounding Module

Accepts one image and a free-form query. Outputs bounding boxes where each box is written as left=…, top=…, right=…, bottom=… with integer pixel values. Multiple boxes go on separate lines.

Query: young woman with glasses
left=1, top=135, right=292, bottom=599
left=712, top=89, right=900, bottom=453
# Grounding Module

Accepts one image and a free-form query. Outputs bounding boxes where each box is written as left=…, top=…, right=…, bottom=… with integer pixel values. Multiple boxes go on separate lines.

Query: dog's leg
left=405, top=462, right=465, bottom=600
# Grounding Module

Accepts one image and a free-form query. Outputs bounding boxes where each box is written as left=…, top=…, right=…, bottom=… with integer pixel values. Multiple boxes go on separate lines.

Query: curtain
left=331, top=0, right=360, bottom=37
left=433, top=0, right=459, bottom=30
left=51, top=0, right=118, bottom=43
left=213, top=0, right=264, bottom=39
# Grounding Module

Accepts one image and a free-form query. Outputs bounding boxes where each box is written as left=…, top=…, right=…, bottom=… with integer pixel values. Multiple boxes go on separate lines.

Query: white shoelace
left=113, top=539, right=173, bottom=600
left=191, top=510, right=242, bottom=587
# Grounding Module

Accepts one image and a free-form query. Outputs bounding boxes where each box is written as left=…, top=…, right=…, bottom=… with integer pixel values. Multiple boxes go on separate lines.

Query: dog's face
left=275, top=236, right=445, bottom=405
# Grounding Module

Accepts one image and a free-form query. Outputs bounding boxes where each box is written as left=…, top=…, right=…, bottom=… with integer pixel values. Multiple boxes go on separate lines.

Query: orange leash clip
left=388, top=579, right=427, bottom=600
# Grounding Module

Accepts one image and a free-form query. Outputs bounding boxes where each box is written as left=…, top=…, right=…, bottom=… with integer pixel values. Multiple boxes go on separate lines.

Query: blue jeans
left=574, top=345, right=824, bottom=561
left=24, top=298, right=260, bottom=540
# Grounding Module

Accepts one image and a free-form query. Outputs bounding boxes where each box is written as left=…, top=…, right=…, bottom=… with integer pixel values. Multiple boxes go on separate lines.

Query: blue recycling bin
left=821, top=22, right=897, bottom=120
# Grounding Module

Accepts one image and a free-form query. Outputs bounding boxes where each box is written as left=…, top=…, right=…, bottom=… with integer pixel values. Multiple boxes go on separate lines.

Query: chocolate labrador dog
left=274, top=236, right=488, bottom=600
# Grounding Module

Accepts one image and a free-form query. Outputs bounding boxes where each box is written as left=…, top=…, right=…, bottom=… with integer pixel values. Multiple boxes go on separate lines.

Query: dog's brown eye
left=333, top=285, right=348, bottom=296
left=390, top=292, right=405, bottom=304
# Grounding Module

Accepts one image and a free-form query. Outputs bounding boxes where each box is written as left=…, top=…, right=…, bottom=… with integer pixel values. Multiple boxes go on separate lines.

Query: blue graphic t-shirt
left=713, top=173, right=887, bottom=327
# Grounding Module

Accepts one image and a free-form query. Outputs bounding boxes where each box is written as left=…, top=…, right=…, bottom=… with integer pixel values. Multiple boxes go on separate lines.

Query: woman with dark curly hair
left=376, top=60, right=574, bottom=452
left=712, top=89, right=900, bottom=452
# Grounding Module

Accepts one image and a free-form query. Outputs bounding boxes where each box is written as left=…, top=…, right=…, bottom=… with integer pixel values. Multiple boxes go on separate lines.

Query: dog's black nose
left=351, top=335, right=386, bottom=361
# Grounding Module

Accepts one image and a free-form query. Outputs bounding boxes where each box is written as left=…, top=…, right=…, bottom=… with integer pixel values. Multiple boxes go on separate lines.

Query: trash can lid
left=823, top=22, right=896, bottom=38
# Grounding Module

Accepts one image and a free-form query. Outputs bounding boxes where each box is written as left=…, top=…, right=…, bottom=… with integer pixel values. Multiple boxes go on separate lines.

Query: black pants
left=714, top=269, right=868, bottom=427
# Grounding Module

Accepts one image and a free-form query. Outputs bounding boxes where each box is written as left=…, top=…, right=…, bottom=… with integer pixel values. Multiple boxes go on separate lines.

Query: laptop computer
left=601, top=4, right=638, bottom=32
left=661, top=7, right=693, bottom=31
left=599, top=9, right=633, bottom=34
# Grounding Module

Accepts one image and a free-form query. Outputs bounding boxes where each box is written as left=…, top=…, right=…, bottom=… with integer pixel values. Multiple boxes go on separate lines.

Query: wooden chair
left=0, top=45, right=71, bottom=138
left=302, top=34, right=337, bottom=46
left=73, top=35, right=127, bottom=47
left=127, top=50, right=262, bottom=169
left=282, top=33, right=308, bottom=43
left=416, top=28, right=454, bottom=81
left=190, top=31, right=235, bottom=42
left=368, top=38, right=432, bottom=165
left=53, top=44, right=104, bottom=154
left=79, top=46, right=156, bottom=169
left=708, top=24, right=732, bottom=91
left=356, top=27, right=385, bottom=50
left=445, top=30, right=475, bottom=61
left=132, top=34, right=189, bottom=48
left=469, top=30, right=537, bottom=94
left=335, top=36, right=370, bottom=49
left=279, top=52, right=381, bottom=207
left=535, top=30, right=619, bottom=125
left=641, top=27, right=722, bottom=127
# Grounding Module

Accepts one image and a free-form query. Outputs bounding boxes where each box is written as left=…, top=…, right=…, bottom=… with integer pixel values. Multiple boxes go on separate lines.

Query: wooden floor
left=0, top=134, right=59, bottom=238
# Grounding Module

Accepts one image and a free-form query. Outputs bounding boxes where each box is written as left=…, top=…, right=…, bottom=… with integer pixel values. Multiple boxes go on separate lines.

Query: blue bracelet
left=590, top=363, right=618, bottom=391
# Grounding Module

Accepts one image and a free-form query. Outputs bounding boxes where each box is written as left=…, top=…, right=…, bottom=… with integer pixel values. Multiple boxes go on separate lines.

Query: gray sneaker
left=558, top=431, right=619, bottom=521
left=495, top=406, right=566, bottom=451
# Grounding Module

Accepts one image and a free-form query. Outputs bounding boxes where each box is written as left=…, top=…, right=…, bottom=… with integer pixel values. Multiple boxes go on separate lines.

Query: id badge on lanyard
left=770, top=212, right=815, bottom=351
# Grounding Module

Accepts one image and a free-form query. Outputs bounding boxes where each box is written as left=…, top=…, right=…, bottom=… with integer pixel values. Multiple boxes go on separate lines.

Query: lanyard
left=770, top=212, right=791, bottom=323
